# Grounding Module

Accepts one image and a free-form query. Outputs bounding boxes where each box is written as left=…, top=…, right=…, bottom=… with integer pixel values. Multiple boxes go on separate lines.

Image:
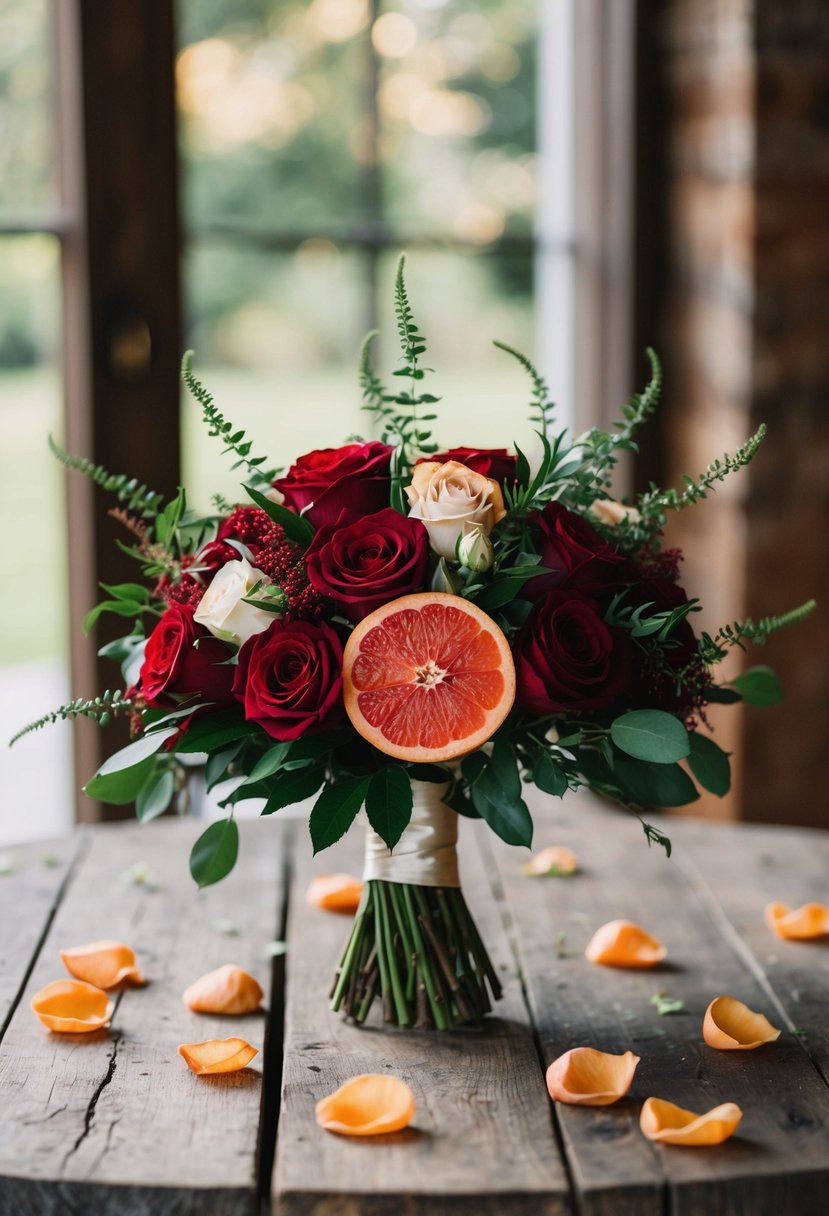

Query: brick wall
left=657, top=0, right=829, bottom=826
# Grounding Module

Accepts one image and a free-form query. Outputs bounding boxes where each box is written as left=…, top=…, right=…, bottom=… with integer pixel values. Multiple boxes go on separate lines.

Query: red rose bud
left=232, top=619, right=344, bottom=741
left=514, top=591, right=633, bottom=714
left=273, top=442, right=393, bottom=529
left=139, top=603, right=236, bottom=709
left=527, top=501, right=631, bottom=598
left=418, top=447, right=517, bottom=484
left=305, top=508, right=430, bottom=623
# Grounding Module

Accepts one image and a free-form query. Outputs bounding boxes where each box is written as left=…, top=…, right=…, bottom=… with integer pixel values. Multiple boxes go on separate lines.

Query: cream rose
left=405, top=460, right=506, bottom=560
left=194, top=558, right=275, bottom=646
left=589, top=498, right=641, bottom=527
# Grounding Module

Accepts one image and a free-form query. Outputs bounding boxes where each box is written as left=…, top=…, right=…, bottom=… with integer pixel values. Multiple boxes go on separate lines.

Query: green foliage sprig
left=10, top=690, right=135, bottom=746
left=493, top=340, right=556, bottom=436
left=605, top=589, right=702, bottom=641
left=49, top=435, right=163, bottom=519
left=698, top=599, right=816, bottom=664
left=572, top=348, right=662, bottom=496
left=638, top=424, right=767, bottom=529
left=182, top=352, right=279, bottom=485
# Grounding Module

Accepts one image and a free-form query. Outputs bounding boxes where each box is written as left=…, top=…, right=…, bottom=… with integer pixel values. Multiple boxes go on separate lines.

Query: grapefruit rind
left=343, top=592, right=515, bottom=763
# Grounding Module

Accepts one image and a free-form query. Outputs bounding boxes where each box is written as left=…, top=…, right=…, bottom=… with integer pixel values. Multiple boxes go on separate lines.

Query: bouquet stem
left=330, top=880, right=502, bottom=1030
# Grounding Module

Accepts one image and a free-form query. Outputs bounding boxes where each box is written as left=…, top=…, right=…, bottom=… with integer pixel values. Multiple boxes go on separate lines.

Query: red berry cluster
left=221, top=507, right=323, bottom=621
left=636, top=542, right=684, bottom=582
left=155, top=571, right=205, bottom=610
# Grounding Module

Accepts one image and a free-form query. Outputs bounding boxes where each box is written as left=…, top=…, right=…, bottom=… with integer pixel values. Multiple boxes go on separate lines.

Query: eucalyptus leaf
left=614, top=754, right=699, bottom=808
left=135, top=767, right=176, bottom=823
left=189, top=819, right=239, bottom=888
left=732, top=665, right=782, bottom=707
left=687, top=733, right=731, bottom=796
left=610, top=710, right=690, bottom=764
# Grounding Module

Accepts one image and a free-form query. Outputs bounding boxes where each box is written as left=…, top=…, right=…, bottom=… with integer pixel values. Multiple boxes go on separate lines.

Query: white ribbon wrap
left=362, top=780, right=460, bottom=888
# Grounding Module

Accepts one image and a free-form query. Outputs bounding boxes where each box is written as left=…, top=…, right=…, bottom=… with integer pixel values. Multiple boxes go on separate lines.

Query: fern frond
left=493, top=340, right=555, bottom=435
left=181, top=352, right=278, bottom=484
left=615, top=347, right=662, bottom=447
left=641, top=424, right=767, bottom=521
left=700, top=598, right=816, bottom=663
left=9, top=690, right=135, bottom=747
left=359, top=330, right=387, bottom=411
left=49, top=436, right=163, bottom=519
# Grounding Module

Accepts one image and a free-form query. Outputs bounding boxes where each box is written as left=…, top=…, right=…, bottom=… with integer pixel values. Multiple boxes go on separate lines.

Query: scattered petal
left=316, top=1074, right=416, bottom=1136
left=31, top=979, right=114, bottom=1033
left=546, top=1047, right=640, bottom=1107
left=183, top=964, right=263, bottom=1015
left=178, top=1037, right=258, bottom=1075
left=765, top=901, right=829, bottom=940
left=703, top=996, right=781, bottom=1050
left=60, top=940, right=144, bottom=988
left=640, top=1097, right=742, bottom=1145
left=585, top=920, right=666, bottom=968
left=523, top=846, right=578, bottom=877
left=307, top=873, right=364, bottom=914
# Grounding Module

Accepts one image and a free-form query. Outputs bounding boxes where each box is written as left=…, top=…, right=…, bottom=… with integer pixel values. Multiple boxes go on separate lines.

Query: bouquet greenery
left=13, top=257, right=813, bottom=1030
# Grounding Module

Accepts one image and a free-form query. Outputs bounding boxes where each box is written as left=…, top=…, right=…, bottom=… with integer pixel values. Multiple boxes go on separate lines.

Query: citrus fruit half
left=343, top=592, right=515, bottom=762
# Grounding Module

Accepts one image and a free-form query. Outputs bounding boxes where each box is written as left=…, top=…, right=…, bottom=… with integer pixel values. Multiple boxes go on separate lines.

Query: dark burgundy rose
left=233, top=618, right=343, bottom=741
left=139, top=604, right=235, bottom=709
left=305, top=508, right=430, bottom=623
left=514, top=591, right=633, bottom=714
left=273, top=441, right=393, bottom=530
left=417, top=447, right=517, bottom=483
left=526, top=501, right=631, bottom=598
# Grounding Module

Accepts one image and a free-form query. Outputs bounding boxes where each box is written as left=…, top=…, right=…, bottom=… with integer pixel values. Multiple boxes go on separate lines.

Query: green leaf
left=83, top=599, right=144, bottom=633
left=407, top=763, right=452, bottom=784
left=704, top=685, right=742, bottom=705
left=443, top=784, right=480, bottom=818
left=471, top=768, right=533, bottom=848
left=244, top=483, right=314, bottom=546
left=247, top=744, right=291, bottom=784
left=610, top=710, right=690, bottom=764
left=261, top=766, right=325, bottom=814
left=189, top=819, right=239, bottom=888
left=534, top=751, right=568, bottom=797
left=687, top=733, right=731, bottom=796
left=732, top=665, right=782, bottom=707
left=175, top=714, right=261, bottom=754
left=135, top=767, right=176, bottom=822
left=614, top=755, right=699, bottom=808
left=310, top=777, right=371, bottom=854
left=514, top=442, right=531, bottom=488
left=99, top=581, right=150, bottom=604
left=205, top=743, right=244, bottom=791
left=365, top=767, right=413, bottom=850
left=473, top=569, right=548, bottom=612
left=84, top=754, right=158, bottom=805
left=461, top=751, right=487, bottom=788
left=92, top=728, right=178, bottom=776
left=489, top=736, right=521, bottom=799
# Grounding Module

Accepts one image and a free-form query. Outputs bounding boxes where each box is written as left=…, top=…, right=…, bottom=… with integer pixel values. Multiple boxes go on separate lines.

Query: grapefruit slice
left=343, top=592, right=515, bottom=762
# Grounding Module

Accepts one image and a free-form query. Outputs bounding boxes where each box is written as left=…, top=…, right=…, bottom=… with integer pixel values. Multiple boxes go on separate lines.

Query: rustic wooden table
left=2, top=793, right=828, bottom=1215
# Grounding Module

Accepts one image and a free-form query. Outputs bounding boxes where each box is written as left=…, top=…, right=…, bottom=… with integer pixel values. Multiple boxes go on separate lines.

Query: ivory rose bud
left=457, top=524, right=494, bottom=572
left=194, top=558, right=275, bottom=646
left=589, top=499, right=641, bottom=527
left=405, top=460, right=506, bottom=560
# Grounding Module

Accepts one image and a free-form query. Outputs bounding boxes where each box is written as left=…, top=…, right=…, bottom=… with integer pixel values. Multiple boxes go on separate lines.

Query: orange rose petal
left=765, top=901, right=829, bottom=940
left=60, top=940, right=144, bottom=988
left=31, top=979, right=114, bottom=1033
left=307, top=873, right=364, bottom=914
left=546, top=1047, right=640, bottom=1107
left=178, top=1037, right=258, bottom=1076
left=182, top=964, right=263, bottom=1015
left=523, top=846, right=578, bottom=877
left=315, top=1074, right=416, bottom=1136
left=703, top=995, right=781, bottom=1050
left=585, top=920, right=666, bottom=968
left=640, top=1097, right=743, bottom=1146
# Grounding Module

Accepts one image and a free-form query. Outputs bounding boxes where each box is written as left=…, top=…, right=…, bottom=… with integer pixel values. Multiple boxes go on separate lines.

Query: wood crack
left=60, top=1022, right=122, bottom=1173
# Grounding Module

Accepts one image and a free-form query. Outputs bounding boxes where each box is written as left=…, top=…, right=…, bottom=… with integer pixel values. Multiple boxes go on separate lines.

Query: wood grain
left=273, top=820, right=569, bottom=1216
left=0, top=818, right=288, bottom=1216
left=488, top=790, right=829, bottom=1216
left=0, top=834, right=83, bottom=1040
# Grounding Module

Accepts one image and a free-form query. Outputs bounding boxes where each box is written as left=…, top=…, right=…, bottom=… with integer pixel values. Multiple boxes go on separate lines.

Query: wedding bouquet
left=14, top=258, right=812, bottom=1030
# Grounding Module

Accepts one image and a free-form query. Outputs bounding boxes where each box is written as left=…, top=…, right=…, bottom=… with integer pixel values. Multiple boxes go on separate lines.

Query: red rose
left=514, top=591, right=633, bottom=713
left=305, top=508, right=430, bottom=623
left=418, top=447, right=517, bottom=483
left=526, top=502, right=631, bottom=598
left=233, top=618, right=344, bottom=741
left=273, top=442, right=393, bottom=529
left=139, top=604, right=235, bottom=709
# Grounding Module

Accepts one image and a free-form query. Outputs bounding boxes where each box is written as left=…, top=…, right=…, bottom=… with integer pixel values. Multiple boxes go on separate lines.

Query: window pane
left=377, top=0, right=536, bottom=242
left=182, top=241, right=369, bottom=505
left=0, top=0, right=55, bottom=216
left=0, top=234, right=71, bottom=844
left=178, top=1, right=368, bottom=233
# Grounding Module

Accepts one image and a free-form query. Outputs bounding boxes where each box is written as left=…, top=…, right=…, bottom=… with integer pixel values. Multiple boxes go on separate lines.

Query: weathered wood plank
left=0, top=818, right=289, bottom=1216
left=0, top=835, right=83, bottom=1039
left=670, top=814, right=829, bottom=1084
left=488, top=791, right=829, bottom=1216
left=274, top=820, right=570, bottom=1216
